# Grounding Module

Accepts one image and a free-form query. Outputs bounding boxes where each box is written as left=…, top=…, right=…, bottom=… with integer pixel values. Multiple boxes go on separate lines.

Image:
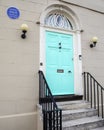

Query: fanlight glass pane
left=45, top=13, right=73, bottom=30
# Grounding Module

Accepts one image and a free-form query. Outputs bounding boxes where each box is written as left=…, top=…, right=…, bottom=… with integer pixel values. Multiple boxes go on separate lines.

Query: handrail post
left=93, top=79, right=96, bottom=109
left=83, top=72, right=104, bottom=118
left=83, top=72, right=104, bottom=119
left=97, top=84, right=99, bottom=116
left=87, top=73, right=89, bottom=101
left=60, top=110, right=62, bottom=130
left=49, top=111, right=52, bottom=130
left=90, top=76, right=92, bottom=108
left=101, top=88, right=104, bottom=118
left=83, top=72, right=86, bottom=100
left=38, top=70, right=62, bottom=130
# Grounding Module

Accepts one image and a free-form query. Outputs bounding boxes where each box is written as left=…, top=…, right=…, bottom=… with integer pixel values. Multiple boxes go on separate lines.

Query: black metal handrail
left=38, top=70, right=62, bottom=130
left=83, top=72, right=104, bottom=118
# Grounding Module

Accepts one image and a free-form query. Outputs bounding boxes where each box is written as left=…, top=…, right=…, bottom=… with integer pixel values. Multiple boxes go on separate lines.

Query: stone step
left=62, top=108, right=98, bottom=121
left=54, top=95, right=83, bottom=102
left=91, top=126, right=104, bottom=130
left=62, top=116, right=104, bottom=130
left=57, top=100, right=90, bottom=110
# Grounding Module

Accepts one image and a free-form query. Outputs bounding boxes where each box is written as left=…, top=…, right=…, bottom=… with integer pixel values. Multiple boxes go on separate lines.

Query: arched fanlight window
left=45, top=13, right=73, bottom=30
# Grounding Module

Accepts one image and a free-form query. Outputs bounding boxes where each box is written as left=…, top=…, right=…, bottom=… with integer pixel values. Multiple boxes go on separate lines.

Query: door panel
left=46, top=31, right=74, bottom=95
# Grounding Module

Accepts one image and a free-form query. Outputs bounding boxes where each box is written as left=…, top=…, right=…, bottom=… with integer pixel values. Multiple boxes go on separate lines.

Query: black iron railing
left=83, top=72, right=104, bottom=118
left=38, top=70, right=62, bottom=130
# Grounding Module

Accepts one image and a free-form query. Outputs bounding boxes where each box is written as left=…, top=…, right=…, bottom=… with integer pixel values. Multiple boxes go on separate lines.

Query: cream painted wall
left=0, top=0, right=104, bottom=130
left=60, top=0, right=104, bottom=13
left=0, top=0, right=47, bottom=130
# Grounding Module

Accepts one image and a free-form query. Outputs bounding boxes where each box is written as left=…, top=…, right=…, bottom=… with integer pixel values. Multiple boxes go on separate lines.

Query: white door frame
left=39, top=26, right=83, bottom=95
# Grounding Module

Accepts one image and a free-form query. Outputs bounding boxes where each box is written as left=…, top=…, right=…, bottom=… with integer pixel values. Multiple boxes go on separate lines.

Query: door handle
left=68, top=70, right=72, bottom=73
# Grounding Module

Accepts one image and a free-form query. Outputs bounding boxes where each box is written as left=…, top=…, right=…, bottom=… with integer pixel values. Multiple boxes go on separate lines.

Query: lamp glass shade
left=21, top=24, right=28, bottom=31
left=92, top=37, right=98, bottom=43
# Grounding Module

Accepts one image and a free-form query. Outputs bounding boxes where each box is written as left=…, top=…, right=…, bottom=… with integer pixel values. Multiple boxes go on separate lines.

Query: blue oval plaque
left=7, top=7, right=20, bottom=19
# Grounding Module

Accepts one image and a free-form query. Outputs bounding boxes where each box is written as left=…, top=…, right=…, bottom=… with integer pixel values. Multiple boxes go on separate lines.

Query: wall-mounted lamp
left=21, top=24, right=28, bottom=39
left=90, top=36, right=98, bottom=48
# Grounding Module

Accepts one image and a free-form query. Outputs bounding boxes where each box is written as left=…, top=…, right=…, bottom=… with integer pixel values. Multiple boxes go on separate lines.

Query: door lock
left=68, top=70, right=72, bottom=73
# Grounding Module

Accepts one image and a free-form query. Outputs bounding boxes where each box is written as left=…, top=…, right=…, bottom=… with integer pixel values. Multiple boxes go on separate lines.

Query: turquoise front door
left=46, top=31, right=74, bottom=95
